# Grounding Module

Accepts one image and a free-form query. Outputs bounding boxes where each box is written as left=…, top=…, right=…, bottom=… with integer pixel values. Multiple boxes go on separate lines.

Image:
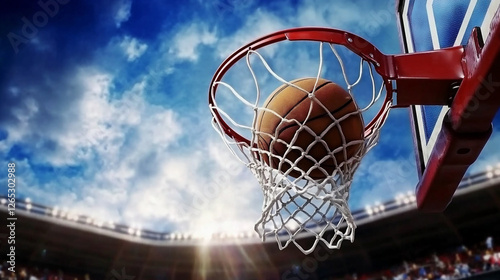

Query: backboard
left=397, top=0, right=500, bottom=176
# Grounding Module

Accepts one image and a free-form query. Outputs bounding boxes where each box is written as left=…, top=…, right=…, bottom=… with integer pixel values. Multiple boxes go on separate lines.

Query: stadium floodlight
left=61, top=207, right=69, bottom=218
left=202, top=233, right=213, bottom=241
left=486, top=165, right=494, bottom=179
left=25, top=197, right=31, bottom=203
left=378, top=203, right=385, bottom=212
left=395, top=193, right=406, bottom=205
left=285, top=219, right=300, bottom=232
left=26, top=204, right=32, bottom=211
left=495, top=168, right=500, bottom=176
left=51, top=207, right=59, bottom=216
left=192, top=233, right=202, bottom=241
left=365, top=206, right=373, bottom=216
left=0, top=198, right=6, bottom=205
left=193, top=224, right=218, bottom=241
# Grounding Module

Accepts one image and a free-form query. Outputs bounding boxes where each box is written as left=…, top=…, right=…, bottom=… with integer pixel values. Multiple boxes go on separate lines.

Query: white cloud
left=179, top=139, right=261, bottom=233
left=4, top=63, right=265, bottom=233
left=295, top=0, right=394, bottom=36
left=213, top=0, right=396, bottom=63
left=169, top=22, right=217, bottom=61
left=296, top=1, right=362, bottom=29
left=216, top=9, right=287, bottom=59
left=119, top=36, right=148, bottom=61
left=10, top=97, right=39, bottom=133
left=114, top=0, right=132, bottom=28
left=4, top=67, right=183, bottom=222
left=62, top=128, right=262, bottom=233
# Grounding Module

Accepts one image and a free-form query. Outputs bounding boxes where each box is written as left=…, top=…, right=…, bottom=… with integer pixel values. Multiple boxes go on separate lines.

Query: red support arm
left=391, top=47, right=464, bottom=106
left=415, top=117, right=492, bottom=211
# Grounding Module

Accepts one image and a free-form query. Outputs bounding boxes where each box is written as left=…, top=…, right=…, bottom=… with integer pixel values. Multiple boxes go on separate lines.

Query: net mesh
left=210, top=42, right=391, bottom=255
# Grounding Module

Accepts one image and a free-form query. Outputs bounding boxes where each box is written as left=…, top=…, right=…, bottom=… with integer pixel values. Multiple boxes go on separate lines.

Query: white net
left=210, top=42, right=391, bottom=255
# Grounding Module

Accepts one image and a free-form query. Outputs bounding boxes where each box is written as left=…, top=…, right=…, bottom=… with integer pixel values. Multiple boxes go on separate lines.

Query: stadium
left=1, top=169, right=500, bottom=279
left=1, top=0, right=500, bottom=279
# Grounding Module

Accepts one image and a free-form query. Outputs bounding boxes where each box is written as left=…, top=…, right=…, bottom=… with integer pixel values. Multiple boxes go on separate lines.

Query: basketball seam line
left=277, top=98, right=354, bottom=136
left=257, top=80, right=354, bottom=175
left=257, top=78, right=332, bottom=152
left=262, top=77, right=311, bottom=108
left=257, top=79, right=329, bottom=149
left=257, top=77, right=312, bottom=134
left=281, top=81, right=332, bottom=121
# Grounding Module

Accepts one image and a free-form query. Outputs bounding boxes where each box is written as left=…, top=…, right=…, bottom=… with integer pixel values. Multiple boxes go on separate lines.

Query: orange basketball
left=255, top=78, right=365, bottom=179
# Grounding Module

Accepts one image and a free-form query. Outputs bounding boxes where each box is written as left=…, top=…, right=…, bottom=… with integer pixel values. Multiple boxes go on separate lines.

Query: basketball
left=255, top=78, right=365, bottom=179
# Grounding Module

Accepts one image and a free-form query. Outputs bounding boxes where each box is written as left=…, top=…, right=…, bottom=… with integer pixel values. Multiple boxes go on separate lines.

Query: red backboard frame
left=396, top=0, right=500, bottom=211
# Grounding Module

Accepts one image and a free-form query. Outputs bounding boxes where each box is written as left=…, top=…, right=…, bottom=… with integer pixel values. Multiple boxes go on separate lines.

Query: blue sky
left=1, top=0, right=499, bottom=235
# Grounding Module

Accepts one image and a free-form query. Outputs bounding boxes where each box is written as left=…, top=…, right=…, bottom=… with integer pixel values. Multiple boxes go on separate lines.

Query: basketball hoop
left=209, top=23, right=500, bottom=254
left=209, top=28, right=392, bottom=254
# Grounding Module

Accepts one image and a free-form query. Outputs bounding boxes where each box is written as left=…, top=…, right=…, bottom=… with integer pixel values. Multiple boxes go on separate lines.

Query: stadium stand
left=1, top=170, right=499, bottom=279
